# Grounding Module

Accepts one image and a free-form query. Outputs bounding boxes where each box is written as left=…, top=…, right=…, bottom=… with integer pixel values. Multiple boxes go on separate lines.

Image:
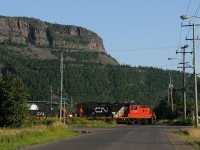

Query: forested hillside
left=0, top=44, right=197, bottom=109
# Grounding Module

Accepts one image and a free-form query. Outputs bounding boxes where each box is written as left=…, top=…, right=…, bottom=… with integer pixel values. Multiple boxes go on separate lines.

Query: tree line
left=0, top=45, right=199, bottom=124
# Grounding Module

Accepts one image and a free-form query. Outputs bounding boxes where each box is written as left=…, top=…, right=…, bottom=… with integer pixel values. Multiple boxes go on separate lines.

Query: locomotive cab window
left=132, top=105, right=137, bottom=110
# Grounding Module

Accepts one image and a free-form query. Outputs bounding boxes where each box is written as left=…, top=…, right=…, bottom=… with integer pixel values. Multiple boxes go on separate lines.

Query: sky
left=0, top=0, right=200, bottom=73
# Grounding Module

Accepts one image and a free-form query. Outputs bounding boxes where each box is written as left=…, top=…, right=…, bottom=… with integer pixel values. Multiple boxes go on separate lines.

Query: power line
left=179, top=0, right=192, bottom=50
left=185, top=0, right=192, bottom=15
left=180, top=1, right=200, bottom=50
left=193, top=1, right=200, bottom=22
left=178, top=21, right=184, bottom=52
left=1, top=62, right=189, bottom=72
left=108, top=46, right=178, bottom=52
left=154, top=63, right=183, bottom=68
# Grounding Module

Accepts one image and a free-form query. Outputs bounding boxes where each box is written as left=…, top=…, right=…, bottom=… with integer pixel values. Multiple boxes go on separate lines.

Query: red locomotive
left=77, top=102, right=156, bottom=125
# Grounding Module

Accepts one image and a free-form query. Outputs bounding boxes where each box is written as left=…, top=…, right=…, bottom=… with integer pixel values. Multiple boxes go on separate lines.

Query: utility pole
left=50, top=85, right=53, bottom=110
left=182, top=23, right=200, bottom=128
left=176, top=45, right=191, bottom=121
left=169, top=73, right=174, bottom=112
left=70, top=96, right=73, bottom=108
left=60, top=50, right=64, bottom=122
left=168, top=86, right=170, bottom=104
left=63, top=100, right=66, bottom=124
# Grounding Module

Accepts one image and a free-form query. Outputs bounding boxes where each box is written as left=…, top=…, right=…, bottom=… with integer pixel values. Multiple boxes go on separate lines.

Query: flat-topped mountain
left=0, top=16, right=105, bottom=52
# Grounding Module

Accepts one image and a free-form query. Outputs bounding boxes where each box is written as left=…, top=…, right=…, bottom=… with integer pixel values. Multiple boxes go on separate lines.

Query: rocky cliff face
left=0, top=16, right=105, bottom=52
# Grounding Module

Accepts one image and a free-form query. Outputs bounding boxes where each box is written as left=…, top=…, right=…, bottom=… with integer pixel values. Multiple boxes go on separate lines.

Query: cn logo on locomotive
left=36, top=112, right=45, bottom=116
left=95, top=107, right=108, bottom=113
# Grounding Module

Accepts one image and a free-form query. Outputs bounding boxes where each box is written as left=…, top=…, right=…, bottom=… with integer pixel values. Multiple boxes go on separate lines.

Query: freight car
left=77, top=102, right=156, bottom=125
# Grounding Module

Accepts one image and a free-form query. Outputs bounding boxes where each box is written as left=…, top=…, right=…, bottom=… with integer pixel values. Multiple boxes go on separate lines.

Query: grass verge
left=0, top=122, right=79, bottom=150
left=66, top=117, right=117, bottom=127
left=0, top=117, right=117, bottom=150
left=175, top=128, right=200, bottom=150
left=156, top=118, right=193, bottom=126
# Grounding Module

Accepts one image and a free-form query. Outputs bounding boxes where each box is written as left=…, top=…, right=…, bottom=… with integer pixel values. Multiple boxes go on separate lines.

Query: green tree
left=154, top=99, right=172, bottom=120
left=0, top=72, right=30, bottom=128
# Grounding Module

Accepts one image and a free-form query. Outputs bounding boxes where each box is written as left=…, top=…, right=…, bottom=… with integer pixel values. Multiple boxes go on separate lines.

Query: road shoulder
left=166, top=129, right=194, bottom=150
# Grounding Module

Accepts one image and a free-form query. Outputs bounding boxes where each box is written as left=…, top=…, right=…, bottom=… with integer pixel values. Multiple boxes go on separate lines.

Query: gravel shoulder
left=166, top=128, right=194, bottom=150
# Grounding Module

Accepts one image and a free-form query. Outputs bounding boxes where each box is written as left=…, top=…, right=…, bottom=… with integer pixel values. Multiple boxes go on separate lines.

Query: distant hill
left=0, top=15, right=118, bottom=65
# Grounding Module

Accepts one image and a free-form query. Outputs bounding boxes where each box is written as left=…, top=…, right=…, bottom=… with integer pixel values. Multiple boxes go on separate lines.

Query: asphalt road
left=19, top=125, right=194, bottom=150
